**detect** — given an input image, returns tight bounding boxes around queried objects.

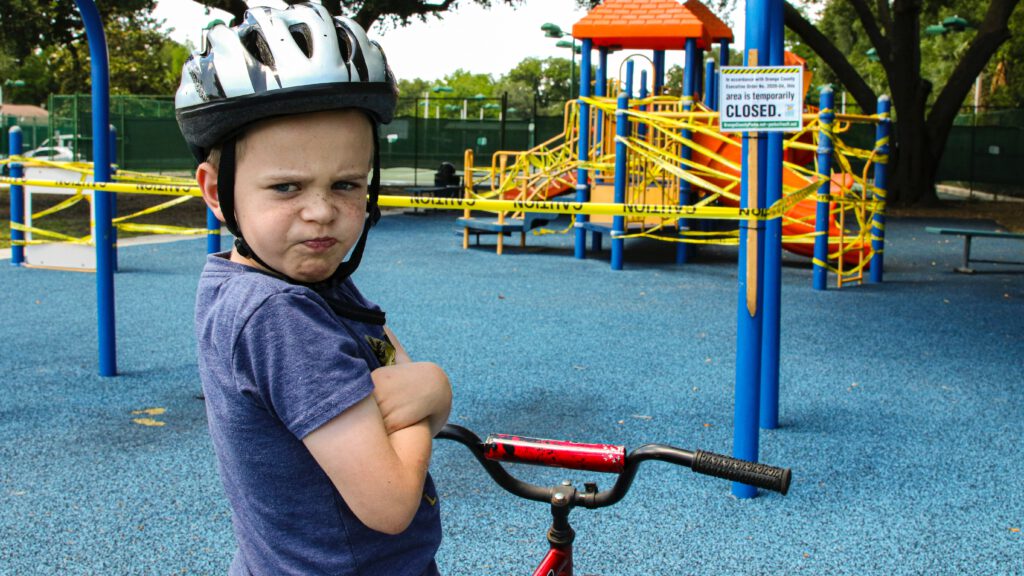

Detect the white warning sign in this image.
[719,66,804,132]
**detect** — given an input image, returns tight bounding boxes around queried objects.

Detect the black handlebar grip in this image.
[692,451,791,495]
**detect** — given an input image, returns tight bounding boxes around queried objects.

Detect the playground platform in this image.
[0,213,1021,574]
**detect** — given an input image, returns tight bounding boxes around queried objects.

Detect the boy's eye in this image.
[271,183,299,193]
[333,181,363,191]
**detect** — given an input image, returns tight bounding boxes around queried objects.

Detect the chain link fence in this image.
[0,115,51,154]
[941,106,1023,197]
[4,95,1019,194]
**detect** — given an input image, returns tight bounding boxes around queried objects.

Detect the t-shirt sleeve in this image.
[233,291,375,439]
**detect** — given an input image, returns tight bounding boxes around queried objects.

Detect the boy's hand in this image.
[371,362,451,437]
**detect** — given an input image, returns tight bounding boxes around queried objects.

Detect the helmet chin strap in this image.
[215,123,384,320]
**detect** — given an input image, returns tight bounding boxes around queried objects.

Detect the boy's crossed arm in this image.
[303,335,451,535]
[371,362,451,437]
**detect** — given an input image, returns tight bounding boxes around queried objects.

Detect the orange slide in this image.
[690,130,867,263]
[500,170,577,201]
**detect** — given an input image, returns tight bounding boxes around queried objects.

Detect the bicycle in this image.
[437,423,792,576]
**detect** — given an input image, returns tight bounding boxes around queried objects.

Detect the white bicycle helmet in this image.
[174,2,398,310]
[175,1,397,161]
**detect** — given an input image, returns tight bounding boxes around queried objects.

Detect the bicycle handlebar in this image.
[437,423,790,509]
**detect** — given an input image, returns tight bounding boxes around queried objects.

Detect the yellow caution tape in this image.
[10,222,92,245]
[113,195,194,223]
[0,176,201,197]
[32,191,87,220]
[115,223,214,236]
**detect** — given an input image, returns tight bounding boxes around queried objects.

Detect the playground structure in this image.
[457,0,889,290]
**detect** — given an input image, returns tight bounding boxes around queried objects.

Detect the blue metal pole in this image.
[8,126,24,266]
[813,87,835,291]
[733,0,768,500]
[760,0,785,431]
[704,58,716,110]
[76,0,116,377]
[694,48,705,98]
[638,70,648,140]
[624,59,634,97]
[574,38,593,260]
[653,50,666,95]
[611,92,629,271]
[108,124,118,272]
[719,40,731,68]
[207,209,222,254]
[677,38,698,265]
[594,47,608,187]
[869,95,890,283]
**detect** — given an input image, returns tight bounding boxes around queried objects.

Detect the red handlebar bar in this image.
[483,434,627,474]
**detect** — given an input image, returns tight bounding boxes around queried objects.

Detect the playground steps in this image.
[457,211,562,236]
[457,211,566,254]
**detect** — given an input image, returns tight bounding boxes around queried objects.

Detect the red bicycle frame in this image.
[534,548,571,576]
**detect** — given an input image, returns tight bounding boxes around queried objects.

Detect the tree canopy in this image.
[0,1,187,104]
[392,57,577,120]
[193,0,524,30]
[0,0,156,61]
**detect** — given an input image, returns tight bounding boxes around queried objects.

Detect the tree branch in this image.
[783,1,877,112]
[352,0,459,30]
[849,0,891,64]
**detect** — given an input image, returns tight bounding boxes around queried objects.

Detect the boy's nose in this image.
[301,190,337,222]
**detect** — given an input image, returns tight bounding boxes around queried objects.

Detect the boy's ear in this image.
[196,162,226,223]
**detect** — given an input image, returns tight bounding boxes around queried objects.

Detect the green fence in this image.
[383,114,566,183]
[939,107,1023,192]
[24,94,1018,194]
[12,94,566,182]
[0,115,51,155]
[45,94,194,172]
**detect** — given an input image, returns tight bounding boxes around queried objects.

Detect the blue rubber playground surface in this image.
[1,211,1021,575]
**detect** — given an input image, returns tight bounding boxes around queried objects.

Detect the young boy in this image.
[175,5,451,575]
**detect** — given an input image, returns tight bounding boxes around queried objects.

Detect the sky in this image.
[153,0,746,84]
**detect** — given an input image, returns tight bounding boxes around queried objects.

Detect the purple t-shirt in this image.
[195,254,441,576]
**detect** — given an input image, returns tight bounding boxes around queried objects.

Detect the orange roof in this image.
[683,0,734,42]
[572,0,712,51]
[784,51,807,68]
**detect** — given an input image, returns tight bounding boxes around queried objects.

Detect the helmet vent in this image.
[289,24,314,59]
[334,23,353,63]
[242,29,276,70]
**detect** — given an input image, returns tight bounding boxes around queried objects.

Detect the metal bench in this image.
[925,226,1024,273]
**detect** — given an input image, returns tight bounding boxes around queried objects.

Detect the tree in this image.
[0,0,156,61]
[784,0,1022,205]
[45,12,191,97]
[0,1,187,103]
[496,57,573,115]
[194,0,524,30]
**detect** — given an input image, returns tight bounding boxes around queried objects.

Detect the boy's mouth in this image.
[302,237,337,251]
